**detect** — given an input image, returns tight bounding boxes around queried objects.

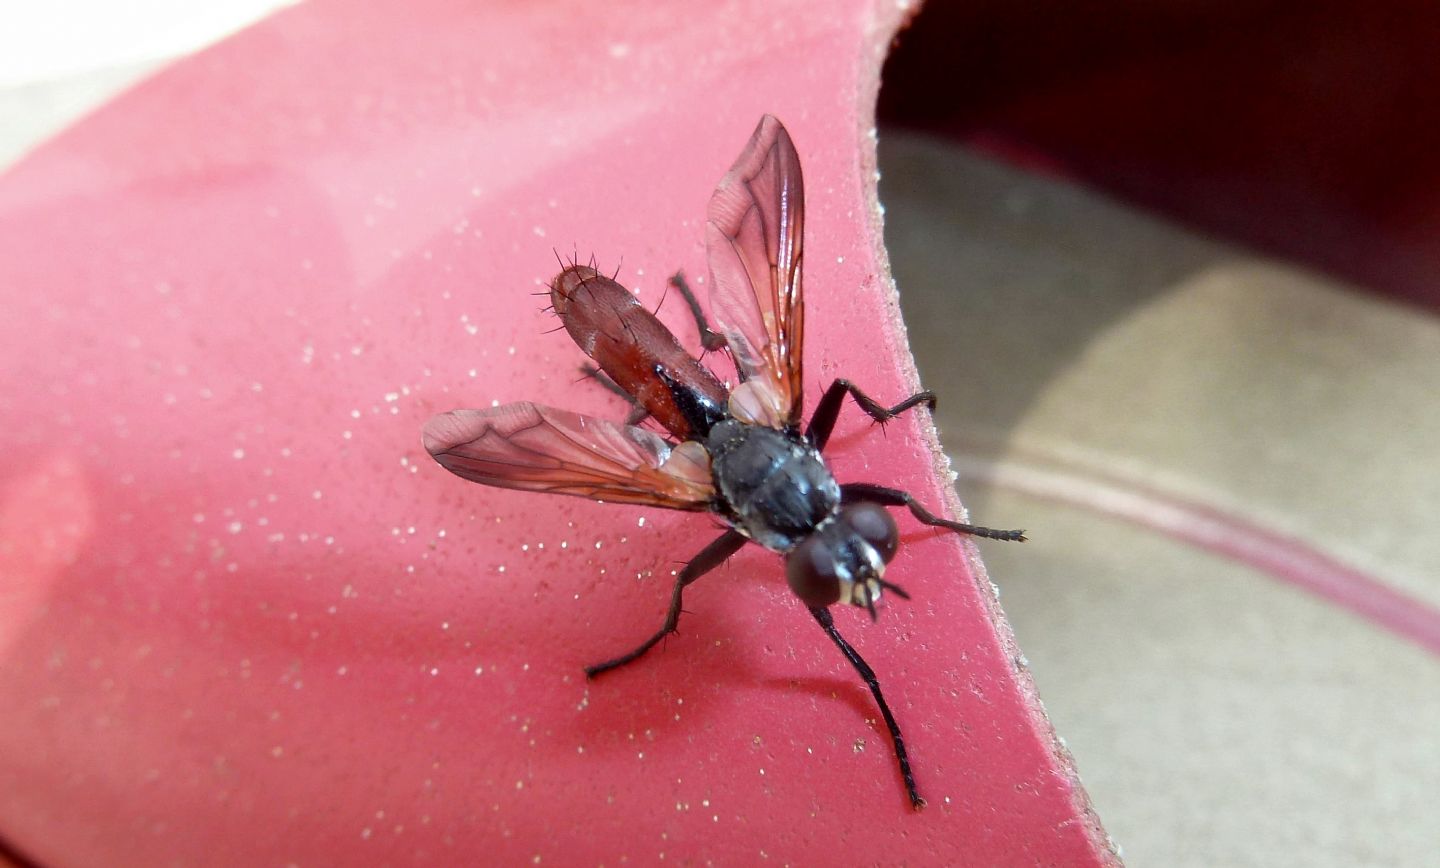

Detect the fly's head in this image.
[785,503,908,619]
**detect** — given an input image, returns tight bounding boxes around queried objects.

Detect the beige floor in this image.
[882,130,1440,867]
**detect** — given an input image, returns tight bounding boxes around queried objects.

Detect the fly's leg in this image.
[579,364,649,426]
[810,606,924,809]
[841,483,1027,542]
[585,530,748,678]
[668,271,727,352]
[806,379,936,451]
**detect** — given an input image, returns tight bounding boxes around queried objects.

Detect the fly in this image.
[422,115,1026,809]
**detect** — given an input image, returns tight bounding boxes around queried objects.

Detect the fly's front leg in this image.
[842,483,1027,542]
[810,606,924,809]
[585,530,748,678]
[668,271,727,352]
[806,379,936,452]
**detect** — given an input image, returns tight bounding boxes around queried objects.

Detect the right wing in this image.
[422,403,715,509]
[705,114,806,429]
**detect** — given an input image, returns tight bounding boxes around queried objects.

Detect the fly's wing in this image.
[423,403,715,509]
[705,114,805,429]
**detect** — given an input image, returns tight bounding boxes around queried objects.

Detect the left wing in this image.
[705,114,806,429]
[423,403,715,509]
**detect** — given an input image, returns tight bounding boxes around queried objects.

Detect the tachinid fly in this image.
[422,115,1026,808]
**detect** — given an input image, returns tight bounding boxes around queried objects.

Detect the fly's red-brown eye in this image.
[841,503,898,563]
[786,535,842,608]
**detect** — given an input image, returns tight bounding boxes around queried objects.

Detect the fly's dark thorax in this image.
[706,419,840,552]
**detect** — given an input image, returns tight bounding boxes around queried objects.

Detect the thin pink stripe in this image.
[967,459,1440,657]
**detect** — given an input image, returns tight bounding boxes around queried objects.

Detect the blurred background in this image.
[4,2,1437,865]
[877,4,1440,866]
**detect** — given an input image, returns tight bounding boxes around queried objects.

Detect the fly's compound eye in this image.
[786,535,843,608]
[841,503,898,563]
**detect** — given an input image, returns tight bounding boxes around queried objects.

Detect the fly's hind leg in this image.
[579,364,649,426]
[585,530,748,678]
[668,271,727,352]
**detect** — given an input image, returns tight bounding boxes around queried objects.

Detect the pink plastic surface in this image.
[0,1,1113,864]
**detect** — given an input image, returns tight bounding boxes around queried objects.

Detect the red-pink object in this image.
[0,1,1113,864]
